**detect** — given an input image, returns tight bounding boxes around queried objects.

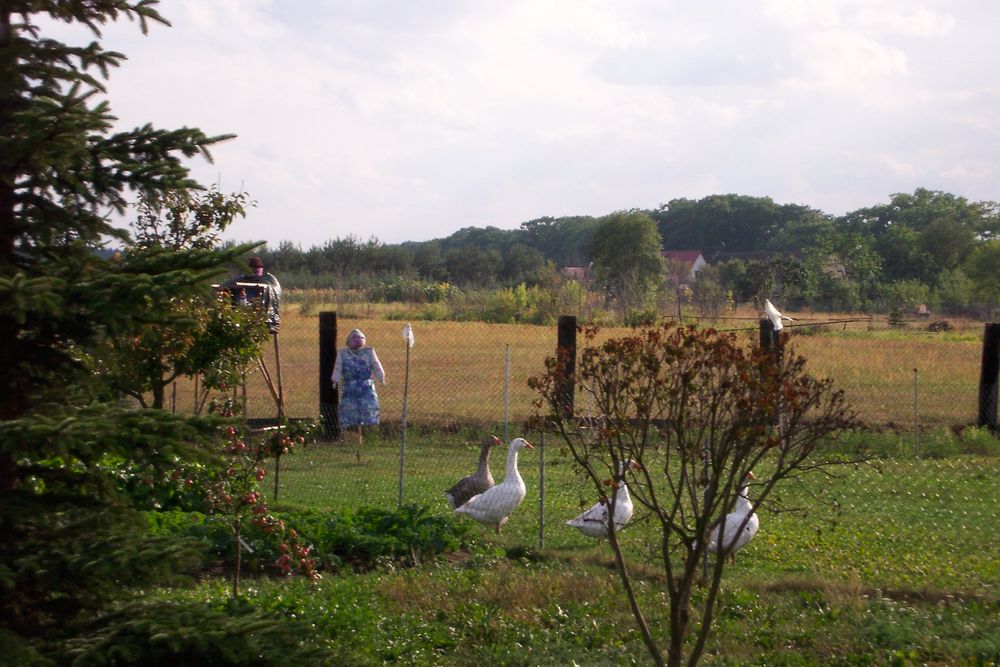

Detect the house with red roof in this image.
[660,250,707,282]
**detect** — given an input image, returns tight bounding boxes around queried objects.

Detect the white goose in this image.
[707,471,759,560]
[445,434,503,509]
[764,299,793,331]
[454,437,533,534]
[567,459,640,539]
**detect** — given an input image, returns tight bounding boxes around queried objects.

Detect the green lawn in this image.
[147,429,1000,665]
[270,433,1000,597]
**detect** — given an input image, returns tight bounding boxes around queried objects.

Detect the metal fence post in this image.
[913,368,920,457]
[538,429,545,550]
[979,323,1000,432]
[319,311,339,440]
[504,344,511,443]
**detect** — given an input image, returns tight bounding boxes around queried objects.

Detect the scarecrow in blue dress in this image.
[331,329,386,443]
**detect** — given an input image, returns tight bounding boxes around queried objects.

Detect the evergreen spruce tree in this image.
[0,3,320,663]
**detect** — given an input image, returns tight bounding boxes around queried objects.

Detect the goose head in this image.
[510,437,534,451]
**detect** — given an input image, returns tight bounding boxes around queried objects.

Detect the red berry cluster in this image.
[275,528,320,580]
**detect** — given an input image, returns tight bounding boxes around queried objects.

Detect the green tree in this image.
[519,215,600,266]
[444,243,501,287]
[689,264,732,318]
[97,189,269,410]
[590,211,664,315]
[765,208,836,253]
[0,3,314,662]
[805,232,882,310]
[936,268,975,313]
[662,257,692,319]
[840,188,995,285]
[965,240,1000,313]
[742,255,808,306]
[652,194,812,255]
[501,242,553,286]
[408,240,448,281]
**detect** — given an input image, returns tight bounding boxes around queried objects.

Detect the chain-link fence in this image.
[169,310,993,436]
[166,309,1000,594]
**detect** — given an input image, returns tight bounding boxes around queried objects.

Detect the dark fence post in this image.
[759,318,783,427]
[978,322,1000,432]
[319,311,339,440]
[556,315,577,418]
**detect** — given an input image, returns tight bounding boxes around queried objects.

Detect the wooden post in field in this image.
[978,322,1000,432]
[319,311,340,440]
[759,318,783,427]
[556,315,577,418]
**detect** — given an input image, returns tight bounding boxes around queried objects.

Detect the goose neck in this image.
[476,444,492,471]
[735,489,753,512]
[504,447,521,477]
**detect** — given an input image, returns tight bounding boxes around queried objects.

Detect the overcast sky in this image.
[45,0,1000,248]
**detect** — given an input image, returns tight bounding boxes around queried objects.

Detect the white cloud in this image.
[30,0,1000,246]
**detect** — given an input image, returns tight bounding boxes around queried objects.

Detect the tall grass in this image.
[167,308,990,430]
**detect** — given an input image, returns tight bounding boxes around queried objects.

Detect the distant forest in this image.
[252,189,1000,317]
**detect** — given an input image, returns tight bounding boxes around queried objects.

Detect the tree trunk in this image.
[152,381,166,410]
[232,523,242,598]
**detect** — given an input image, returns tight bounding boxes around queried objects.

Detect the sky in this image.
[42,0,1000,248]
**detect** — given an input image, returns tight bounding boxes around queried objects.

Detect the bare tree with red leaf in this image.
[531,322,861,667]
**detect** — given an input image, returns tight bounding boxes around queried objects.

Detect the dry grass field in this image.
[168,304,989,431]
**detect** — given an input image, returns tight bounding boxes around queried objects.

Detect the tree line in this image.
[255,190,1000,316]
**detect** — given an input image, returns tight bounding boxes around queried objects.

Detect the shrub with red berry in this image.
[205,424,320,596]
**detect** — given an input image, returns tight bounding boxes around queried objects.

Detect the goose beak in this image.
[521,439,534,450]
[491,436,502,446]
[747,470,757,480]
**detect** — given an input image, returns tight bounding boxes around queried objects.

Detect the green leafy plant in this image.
[959,425,1000,455]
[146,503,470,575]
[56,598,327,666]
[103,455,212,512]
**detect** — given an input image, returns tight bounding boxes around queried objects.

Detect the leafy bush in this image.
[146,504,470,575]
[102,455,214,512]
[54,598,327,666]
[959,425,1000,455]
[917,427,961,459]
[368,276,458,303]
[480,287,520,323]
[623,308,658,327]
[284,504,470,571]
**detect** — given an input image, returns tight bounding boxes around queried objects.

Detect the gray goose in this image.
[445,434,502,509]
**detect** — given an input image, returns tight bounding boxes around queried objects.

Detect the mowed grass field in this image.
[241,432,1000,664]
[271,434,1000,597]
[171,307,987,429]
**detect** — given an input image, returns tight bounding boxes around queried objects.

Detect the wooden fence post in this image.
[319,311,339,440]
[978,322,1000,432]
[556,315,577,418]
[759,318,784,427]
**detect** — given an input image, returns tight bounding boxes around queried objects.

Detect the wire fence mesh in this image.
[166,309,1000,594]
[169,309,989,434]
